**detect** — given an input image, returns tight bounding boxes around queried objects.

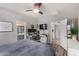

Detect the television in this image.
[28,29,36,33]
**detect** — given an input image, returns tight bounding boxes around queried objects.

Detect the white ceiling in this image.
[0,3,79,21]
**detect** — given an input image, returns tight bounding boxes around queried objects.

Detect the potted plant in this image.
[70,27,78,40]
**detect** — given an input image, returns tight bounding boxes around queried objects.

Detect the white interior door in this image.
[59,19,68,50]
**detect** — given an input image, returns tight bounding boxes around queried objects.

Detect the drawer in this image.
[68,48,79,56]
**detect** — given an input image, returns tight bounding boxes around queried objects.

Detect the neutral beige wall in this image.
[0,8,17,45]
[0,7,36,45]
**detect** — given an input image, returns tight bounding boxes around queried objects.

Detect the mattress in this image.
[0,39,55,56]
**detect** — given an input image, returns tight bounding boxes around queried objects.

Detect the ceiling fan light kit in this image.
[25,3,43,15]
[33,8,39,13]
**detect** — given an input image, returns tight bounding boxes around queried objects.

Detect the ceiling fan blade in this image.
[39,11,43,15]
[25,10,32,12]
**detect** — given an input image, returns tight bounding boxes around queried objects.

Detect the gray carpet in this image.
[0,39,55,56]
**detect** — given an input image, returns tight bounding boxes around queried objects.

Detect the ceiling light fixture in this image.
[33,9,39,13]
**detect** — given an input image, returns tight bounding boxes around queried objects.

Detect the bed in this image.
[0,39,55,56]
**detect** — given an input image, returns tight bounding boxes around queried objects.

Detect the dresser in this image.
[68,39,79,56]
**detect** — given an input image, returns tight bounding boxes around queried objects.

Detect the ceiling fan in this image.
[25,3,43,15]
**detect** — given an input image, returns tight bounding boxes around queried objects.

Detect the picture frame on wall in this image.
[39,24,47,30]
[0,21,13,32]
